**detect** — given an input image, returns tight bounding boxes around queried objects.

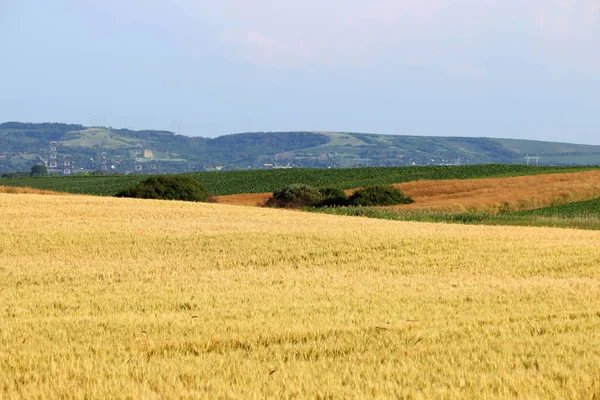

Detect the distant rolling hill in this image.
[1,121,600,174]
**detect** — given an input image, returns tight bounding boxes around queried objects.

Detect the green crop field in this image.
[1,165,596,197]
[315,191,600,231]
[519,197,600,218]
[0,175,144,197]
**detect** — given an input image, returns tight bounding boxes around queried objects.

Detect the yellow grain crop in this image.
[1,193,599,398]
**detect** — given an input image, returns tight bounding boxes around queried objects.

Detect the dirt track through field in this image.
[215,170,600,211]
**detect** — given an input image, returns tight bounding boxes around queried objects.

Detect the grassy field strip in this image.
[1,194,600,398]
[521,197,600,217]
[317,206,600,231]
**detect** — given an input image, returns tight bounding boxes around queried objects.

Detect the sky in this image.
[1,0,599,144]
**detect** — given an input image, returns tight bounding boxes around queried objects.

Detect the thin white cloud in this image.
[220,30,312,67]
[203,1,497,70]
[60,0,600,73]
[535,0,600,70]
[201,0,599,73]
[210,0,452,67]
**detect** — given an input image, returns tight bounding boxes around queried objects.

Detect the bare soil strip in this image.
[214,192,272,206]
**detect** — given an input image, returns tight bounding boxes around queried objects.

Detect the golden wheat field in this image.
[1,193,600,399]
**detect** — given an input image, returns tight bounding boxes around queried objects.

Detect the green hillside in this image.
[2,121,600,175]
[495,138,600,165]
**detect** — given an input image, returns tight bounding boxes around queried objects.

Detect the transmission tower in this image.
[101,152,108,172]
[135,144,143,172]
[49,141,58,172]
[524,154,540,166]
[63,154,72,176]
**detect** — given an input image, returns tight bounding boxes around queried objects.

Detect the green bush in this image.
[318,187,349,207]
[349,185,414,206]
[30,164,48,177]
[116,175,210,202]
[265,184,413,208]
[265,183,323,208]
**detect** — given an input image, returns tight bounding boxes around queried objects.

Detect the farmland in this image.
[0,186,65,195]
[521,197,600,218]
[215,170,600,230]
[316,206,600,231]
[0,164,596,196]
[216,170,600,212]
[346,170,600,230]
[1,193,600,398]
[390,170,600,212]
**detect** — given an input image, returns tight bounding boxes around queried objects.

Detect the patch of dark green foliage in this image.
[265,184,413,208]
[264,184,327,208]
[115,175,210,202]
[348,185,414,206]
[319,187,350,207]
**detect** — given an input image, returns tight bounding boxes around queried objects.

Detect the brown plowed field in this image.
[214,170,600,212]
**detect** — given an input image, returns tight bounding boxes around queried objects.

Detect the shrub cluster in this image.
[348,185,414,206]
[116,175,210,202]
[319,187,350,207]
[265,184,413,208]
[264,184,326,208]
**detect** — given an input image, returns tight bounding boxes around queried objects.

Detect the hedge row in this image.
[264,184,414,208]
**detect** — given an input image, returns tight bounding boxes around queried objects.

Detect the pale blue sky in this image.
[1,0,599,144]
